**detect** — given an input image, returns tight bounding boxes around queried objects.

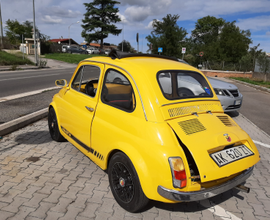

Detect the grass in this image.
[44,53,107,64]
[0,51,34,66]
[230,77,270,88]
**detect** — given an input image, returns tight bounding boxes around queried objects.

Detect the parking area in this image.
[0,113,270,220]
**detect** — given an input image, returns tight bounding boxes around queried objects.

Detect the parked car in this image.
[49,50,260,213]
[66,45,88,54]
[86,47,99,54]
[105,49,111,55]
[178,59,243,112]
[207,77,243,112]
[99,48,105,54]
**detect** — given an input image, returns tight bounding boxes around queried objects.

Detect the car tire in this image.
[68,51,72,54]
[48,107,66,142]
[108,152,149,213]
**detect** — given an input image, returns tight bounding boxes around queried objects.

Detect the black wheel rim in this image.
[48,109,57,138]
[111,162,134,203]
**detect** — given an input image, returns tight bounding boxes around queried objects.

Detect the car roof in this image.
[82,50,197,77]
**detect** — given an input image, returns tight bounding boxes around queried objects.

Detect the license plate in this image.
[210,145,254,167]
[235,100,241,105]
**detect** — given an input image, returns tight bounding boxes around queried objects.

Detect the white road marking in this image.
[200,200,242,220]
[0,73,61,82]
[252,140,270,149]
[0,87,59,102]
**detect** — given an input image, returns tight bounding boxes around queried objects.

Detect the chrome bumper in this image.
[158,166,253,202]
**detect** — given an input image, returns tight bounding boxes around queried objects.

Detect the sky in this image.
[1,0,270,53]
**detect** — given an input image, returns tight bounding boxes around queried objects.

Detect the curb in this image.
[0,108,48,136]
[229,78,270,94]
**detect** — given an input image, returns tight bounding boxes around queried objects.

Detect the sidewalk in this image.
[0,55,77,71]
[0,111,269,220]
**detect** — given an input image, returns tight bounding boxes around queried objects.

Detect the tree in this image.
[5,19,40,45]
[257,53,270,82]
[81,0,122,49]
[249,44,263,71]
[191,16,225,61]
[117,40,134,53]
[146,14,187,57]
[219,21,252,63]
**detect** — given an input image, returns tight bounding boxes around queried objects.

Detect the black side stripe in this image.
[61,126,104,161]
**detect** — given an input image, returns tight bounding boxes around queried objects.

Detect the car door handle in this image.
[85,106,94,112]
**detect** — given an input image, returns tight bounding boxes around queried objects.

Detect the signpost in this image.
[182,47,186,59]
[158,47,163,55]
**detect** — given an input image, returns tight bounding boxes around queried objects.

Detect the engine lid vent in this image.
[217,115,234,127]
[178,118,206,135]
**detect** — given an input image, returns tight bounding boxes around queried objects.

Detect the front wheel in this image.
[108,152,149,213]
[48,107,66,142]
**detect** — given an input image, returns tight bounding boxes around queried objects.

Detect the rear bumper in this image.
[158,166,253,202]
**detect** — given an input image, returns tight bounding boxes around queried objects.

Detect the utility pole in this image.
[33,0,38,66]
[0,2,4,47]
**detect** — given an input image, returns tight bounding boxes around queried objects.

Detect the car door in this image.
[59,63,104,151]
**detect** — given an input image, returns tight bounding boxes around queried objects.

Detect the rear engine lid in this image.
[167,112,260,183]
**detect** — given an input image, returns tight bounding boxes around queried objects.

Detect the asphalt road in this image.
[0,68,75,98]
[236,81,270,136]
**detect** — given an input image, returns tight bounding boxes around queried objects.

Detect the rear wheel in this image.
[108,152,149,213]
[48,107,65,142]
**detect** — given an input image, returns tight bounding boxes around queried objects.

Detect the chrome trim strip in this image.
[161,99,221,107]
[82,60,148,121]
[158,166,253,202]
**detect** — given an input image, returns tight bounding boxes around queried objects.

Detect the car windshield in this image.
[157,70,213,100]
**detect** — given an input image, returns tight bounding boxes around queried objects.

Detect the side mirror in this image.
[55,79,67,88]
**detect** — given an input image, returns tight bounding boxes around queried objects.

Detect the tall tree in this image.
[117,40,134,53]
[191,16,225,61]
[146,14,187,57]
[219,21,252,63]
[81,0,122,49]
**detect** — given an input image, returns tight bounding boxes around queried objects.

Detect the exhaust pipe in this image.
[235,184,250,193]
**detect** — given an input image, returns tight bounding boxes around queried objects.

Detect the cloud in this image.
[266,31,270,36]
[120,0,172,22]
[125,6,151,22]
[117,13,129,24]
[237,16,270,31]
[43,6,82,18]
[145,19,160,30]
[41,15,62,24]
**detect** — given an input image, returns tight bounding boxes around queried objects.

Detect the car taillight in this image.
[169,157,187,188]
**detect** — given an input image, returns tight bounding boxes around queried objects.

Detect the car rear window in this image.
[157,70,213,100]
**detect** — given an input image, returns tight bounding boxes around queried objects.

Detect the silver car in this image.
[177,59,243,112]
[207,77,243,112]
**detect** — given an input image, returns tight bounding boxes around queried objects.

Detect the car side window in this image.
[71,65,100,97]
[101,69,135,111]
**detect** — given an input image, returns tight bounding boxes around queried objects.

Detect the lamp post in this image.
[33,0,38,65]
[68,21,80,46]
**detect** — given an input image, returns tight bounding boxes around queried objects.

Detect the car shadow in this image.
[226,111,239,118]
[14,131,52,145]
[141,188,244,213]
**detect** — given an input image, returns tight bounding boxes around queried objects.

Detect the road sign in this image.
[182,47,186,54]
[199,51,204,57]
[158,47,163,53]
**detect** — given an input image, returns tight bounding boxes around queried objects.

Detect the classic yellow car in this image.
[48,50,260,212]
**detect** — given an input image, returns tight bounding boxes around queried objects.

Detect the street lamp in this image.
[68,21,80,46]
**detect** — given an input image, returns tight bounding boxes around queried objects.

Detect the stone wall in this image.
[201,70,253,78]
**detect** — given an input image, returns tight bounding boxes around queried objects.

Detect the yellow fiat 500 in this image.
[48,50,260,212]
